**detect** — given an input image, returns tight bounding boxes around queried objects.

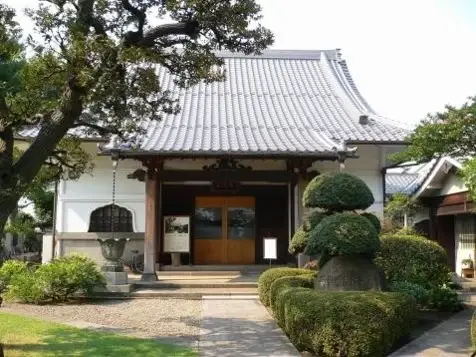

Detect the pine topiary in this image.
[306,213,380,258]
[302,173,374,211]
[303,211,327,232]
[288,225,308,255]
[361,212,382,233]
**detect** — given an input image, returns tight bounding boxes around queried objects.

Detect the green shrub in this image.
[361,212,381,233]
[303,211,327,232]
[306,213,380,258]
[471,310,476,348]
[0,260,29,293]
[288,226,308,255]
[4,271,46,304]
[302,173,374,211]
[36,255,105,302]
[389,281,428,306]
[375,233,449,289]
[258,267,312,306]
[269,275,314,324]
[5,255,105,304]
[427,286,463,312]
[280,289,416,357]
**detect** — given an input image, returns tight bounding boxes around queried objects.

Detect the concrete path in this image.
[390,307,475,357]
[199,296,301,357]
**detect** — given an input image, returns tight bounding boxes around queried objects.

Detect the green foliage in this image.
[306,213,380,259]
[459,158,476,201]
[288,226,308,255]
[5,270,46,304]
[361,212,382,233]
[472,310,476,348]
[0,260,29,293]
[302,173,374,211]
[303,211,327,232]
[384,193,419,225]
[389,281,429,306]
[391,96,476,164]
[427,286,464,312]
[274,288,416,357]
[5,212,36,236]
[35,255,106,302]
[0,0,274,232]
[269,274,314,322]
[257,267,313,307]
[375,233,450,289]
[3,255,105,303]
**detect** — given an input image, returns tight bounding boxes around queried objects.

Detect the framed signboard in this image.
[163,216,190,253]
[263,237,277,260]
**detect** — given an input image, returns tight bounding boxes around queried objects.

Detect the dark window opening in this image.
[88,204,133,232]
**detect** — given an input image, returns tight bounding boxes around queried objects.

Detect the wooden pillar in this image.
[141,168,158,281]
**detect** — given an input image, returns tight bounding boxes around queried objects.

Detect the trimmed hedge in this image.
[375,233,449,289]
[306,213,380,258]
[361,212,382,233]
[389,281,429,306]
[258,267,312,306]
[276,288,416,357]
[288,226,308,255]
[269,275,314,323]
[472,310,476,348]
[302,173,374,211]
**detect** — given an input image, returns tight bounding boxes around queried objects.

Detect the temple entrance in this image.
[194,196,256,264]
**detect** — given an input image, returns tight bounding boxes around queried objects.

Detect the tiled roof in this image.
[385,160,438,195]
[20,49,412,156]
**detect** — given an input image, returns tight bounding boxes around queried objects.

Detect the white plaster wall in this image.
[57,143,145,233]
[312,145,385,218]
[58,143,388,233]
[440,173,467,196]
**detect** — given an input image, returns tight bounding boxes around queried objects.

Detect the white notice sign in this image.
[163,216,190,253]
[263,237,277,260]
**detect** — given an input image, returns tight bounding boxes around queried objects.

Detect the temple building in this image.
[20,49,409,280]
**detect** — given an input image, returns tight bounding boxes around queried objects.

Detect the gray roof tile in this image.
[20,49,411,156]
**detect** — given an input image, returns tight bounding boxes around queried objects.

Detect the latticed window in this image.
[88,204,133,232]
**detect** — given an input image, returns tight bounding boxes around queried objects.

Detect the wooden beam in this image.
[156,170,295,182]
[141,168,158,281]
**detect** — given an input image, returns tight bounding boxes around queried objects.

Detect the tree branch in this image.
[72,119,117,135]
[121,0,145,36]
[125,21,200,47]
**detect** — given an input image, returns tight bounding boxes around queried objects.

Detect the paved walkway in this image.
[390,307,475,357]
[199,296,300,357]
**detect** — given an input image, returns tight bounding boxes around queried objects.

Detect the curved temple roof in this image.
[21,49,411,158]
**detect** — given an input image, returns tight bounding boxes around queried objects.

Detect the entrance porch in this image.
[133,156,321,281]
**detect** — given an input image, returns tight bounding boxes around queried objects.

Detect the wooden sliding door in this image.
[194,196,255,264]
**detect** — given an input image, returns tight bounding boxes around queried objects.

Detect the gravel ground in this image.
[2,299,201,347]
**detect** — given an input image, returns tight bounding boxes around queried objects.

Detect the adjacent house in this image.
[386,157,476,276]
[19,49,409,280]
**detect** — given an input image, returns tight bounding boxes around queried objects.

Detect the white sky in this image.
[6,0,476,126]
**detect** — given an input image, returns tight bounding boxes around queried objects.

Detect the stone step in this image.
[91,287,258,299]
[456,291,476,305]
[132,281,258,289]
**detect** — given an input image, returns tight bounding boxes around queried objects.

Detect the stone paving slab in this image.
[199,298,300,357]
[390,307,475,357]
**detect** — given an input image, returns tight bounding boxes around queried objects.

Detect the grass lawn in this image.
[0,312,197,357]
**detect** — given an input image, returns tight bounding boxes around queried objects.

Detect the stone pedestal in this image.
[314,255,384,292]
[171,252,181,267]
[42,234,54,264]
[104,271,128,285]
[297,253,310,268]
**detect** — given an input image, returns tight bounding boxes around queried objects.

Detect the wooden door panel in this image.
[225,197,255,264]
[194,197,225,264]
[226,240,255,264]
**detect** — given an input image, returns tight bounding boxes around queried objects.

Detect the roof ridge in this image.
[215,49,340,60]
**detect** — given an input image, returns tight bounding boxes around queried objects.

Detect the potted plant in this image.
[462,258,474,269]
